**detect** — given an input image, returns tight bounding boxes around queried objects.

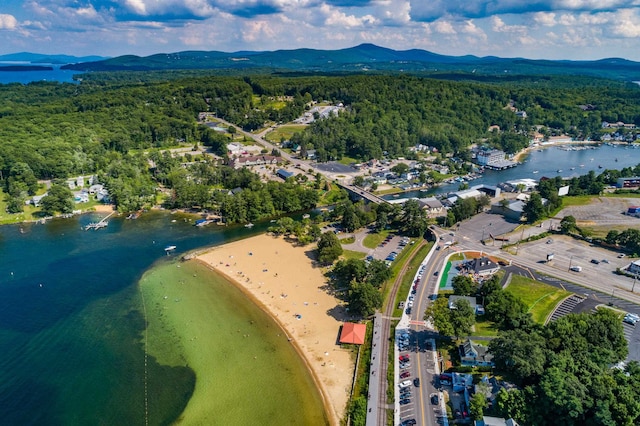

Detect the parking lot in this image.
[559,196,640,229]
[516,234,635,292]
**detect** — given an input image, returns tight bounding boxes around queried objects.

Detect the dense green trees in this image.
[424,297,476,338]
[489,308,637,425]
[39,183,74,215]
[317,231,343,264]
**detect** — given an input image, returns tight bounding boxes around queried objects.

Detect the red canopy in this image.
[339,322,366,345]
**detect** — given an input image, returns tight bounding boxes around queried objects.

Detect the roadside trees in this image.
[452,275,476,296]
[317,231,343,264]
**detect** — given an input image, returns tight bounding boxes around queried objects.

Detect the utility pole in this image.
[568,256,573,271]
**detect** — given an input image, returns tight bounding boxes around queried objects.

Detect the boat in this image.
[579,164,585,167]
[598,165,603,169]
[245,223,254,228]
[532,170,539,174]
[570,167,576,170]
[195,219,211,227]
[557,169,563,173]
[302,214,311,219]
[164,245,177,252]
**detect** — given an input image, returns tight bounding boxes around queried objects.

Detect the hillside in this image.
[58,43,640,81]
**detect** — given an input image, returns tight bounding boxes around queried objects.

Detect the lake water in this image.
[0,212,326,424]
[390,143,640,200]
[0,63,80,85]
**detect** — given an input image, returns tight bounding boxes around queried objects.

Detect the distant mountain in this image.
[0,52,108,64]
[58,44,640,81]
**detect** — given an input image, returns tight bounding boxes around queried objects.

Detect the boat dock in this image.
[85,211,116,230]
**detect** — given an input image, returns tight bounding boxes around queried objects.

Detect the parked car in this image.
[400,371,411,379]
[431,394,439,405]
[400,398,411,405]
[624,313,640,325]
[591,259,600,264]
[399,380,412,388]
[619,253,626,258]
[399,354,410,362]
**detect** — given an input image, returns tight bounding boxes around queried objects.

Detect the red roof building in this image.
[339,322,366,345]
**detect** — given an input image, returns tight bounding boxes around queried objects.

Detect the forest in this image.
[2,72,640,218]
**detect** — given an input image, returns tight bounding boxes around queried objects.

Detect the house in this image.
[475,417,520,426]
[470,256,500,276]
[452,372,473,392]
[418,197,444,216]
[276,169,295,180]
[27,194,47,207]
[304,149,316,160]
[448,296,483,314]
[89,184,104,195]
[339,322,366,345]
[73,191,89,204]
[227,142,244,155]
[515,111,527,119]
[460,338,494,367]
[96,188,110,203]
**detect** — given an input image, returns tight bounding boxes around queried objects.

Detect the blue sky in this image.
[1,0,640,60]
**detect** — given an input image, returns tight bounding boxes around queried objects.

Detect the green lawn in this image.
[264,125,307,143]
[338,156,359,166]
[362,230,392,249]
[505,275,572,323]
[340,236,355,244]
[341,250,366,261]
[471,316,500,337]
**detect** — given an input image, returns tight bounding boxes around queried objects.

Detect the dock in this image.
[85,211,116,230]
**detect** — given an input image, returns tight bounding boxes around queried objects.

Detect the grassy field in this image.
[505,275,572,323]
[340,236,356,245]
[362,230,393,249]
[264,124,307,143]
[471,316,500,337]
[341,249,366,260]
[338,156,359,166]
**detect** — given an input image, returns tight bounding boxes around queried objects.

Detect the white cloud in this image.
[431,20,456,34]
[533,12,556,26]
[491,16,526,33]
[610,9,640,37]
[0,14,18,30]
[320,4,377,27]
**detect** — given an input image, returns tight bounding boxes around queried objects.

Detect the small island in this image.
[0,65,53,72]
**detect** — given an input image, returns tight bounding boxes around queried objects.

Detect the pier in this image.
[85,211,116,230]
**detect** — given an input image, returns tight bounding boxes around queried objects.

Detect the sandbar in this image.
[196,234,355,425]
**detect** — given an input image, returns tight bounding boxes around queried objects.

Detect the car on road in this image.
[602,259,610,263]
[570,266,582,272]
[546,239,553,244]
[454,409,462,418]
[431,394,439,405]
[624,313,640,325]
[413,378,420,387]
[434,271,439,276]
[429,294,438,300]
[399,380,412,388]
[400,371,411,379]
[591,259,600,264]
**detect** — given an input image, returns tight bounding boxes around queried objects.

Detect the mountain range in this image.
[5,45,640,81]
[0,52,108,65]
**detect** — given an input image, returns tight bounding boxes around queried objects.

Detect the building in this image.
[491,200,525,222]
[229,155,279,169]
[339,322,366,345]
[448,295,484,314]
[475,417,520,426]
[418,197,444,216]
[476,149,506,166]
[276,169,295,180]
[618,177,640,189]
[460,338,494,367]
[470,257,500,276]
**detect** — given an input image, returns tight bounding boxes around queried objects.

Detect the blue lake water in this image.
[0,63,80,85]
[391,144,640,200]
[0,212,277,424]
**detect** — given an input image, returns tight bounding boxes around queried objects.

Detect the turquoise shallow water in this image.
[0,212,326,425]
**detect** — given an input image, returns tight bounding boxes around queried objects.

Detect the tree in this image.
[424,297,454,336]
[452,275,476,296]
[401,199,428,237]
[485,290,529,330]
[391,163,409,176]
[450,299,476,338]
[39,183,74,215]
[353,175,365,187]
[347,281,382,317]
[560,215,577,234]
[523,192,545,223]
[317,231,343,264]
[489,330,547,383]
[470,392,488,421]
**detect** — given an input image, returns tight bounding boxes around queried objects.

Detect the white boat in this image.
[245,223,254,228]
[557,169,563,173]
[532,170,539,174]
[164,245,177,252]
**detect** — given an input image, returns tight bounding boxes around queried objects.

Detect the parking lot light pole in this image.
[568,256,573,271]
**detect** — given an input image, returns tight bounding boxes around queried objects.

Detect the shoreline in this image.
[195,259,336,424]
[195,234,355,426]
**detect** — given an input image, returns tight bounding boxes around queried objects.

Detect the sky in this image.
[1,0,640,61]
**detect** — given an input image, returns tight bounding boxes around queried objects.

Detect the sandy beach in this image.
[196,234,355,425]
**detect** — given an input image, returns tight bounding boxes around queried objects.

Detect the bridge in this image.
[336,183,390,205]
